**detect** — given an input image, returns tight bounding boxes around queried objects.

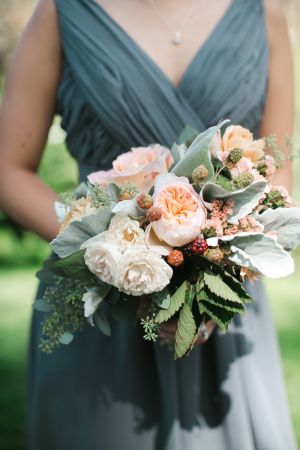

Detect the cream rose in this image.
[88,144,173,192]
[105,213,145,252]
[84,241,121,286]
[59,197,97,232]
[116,247,173,296]
[222,125,265,163]
[150,174,206,247]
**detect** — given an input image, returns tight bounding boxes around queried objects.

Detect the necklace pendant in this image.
[172,31,182,45]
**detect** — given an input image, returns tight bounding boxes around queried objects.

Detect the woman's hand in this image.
[159,318,216,346]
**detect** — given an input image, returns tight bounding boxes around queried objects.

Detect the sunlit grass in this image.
[0,269,37,450]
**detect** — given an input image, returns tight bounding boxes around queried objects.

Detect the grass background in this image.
[0,36,300,450]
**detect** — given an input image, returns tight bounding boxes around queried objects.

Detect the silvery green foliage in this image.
[171,120,229,180]
[255,207,300,251]
[112,198,144,218]
[170,143,187,167]
[201,181,267,224]
[220,232,294,278]
[75,182,89,198]
[51,207,113,258]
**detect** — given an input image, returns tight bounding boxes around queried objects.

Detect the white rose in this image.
[116,247,173,296]
[106,213,145,252]
[84,241,121,286]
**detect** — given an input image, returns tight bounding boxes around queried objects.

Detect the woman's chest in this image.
[94,0,235,87]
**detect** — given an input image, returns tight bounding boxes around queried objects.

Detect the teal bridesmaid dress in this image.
[27,0,298,448]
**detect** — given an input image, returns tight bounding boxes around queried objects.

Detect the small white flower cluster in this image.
[81,213,173,296]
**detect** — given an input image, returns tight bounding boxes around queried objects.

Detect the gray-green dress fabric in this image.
[27,0,298,448]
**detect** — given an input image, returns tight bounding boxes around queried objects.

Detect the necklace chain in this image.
[147,0,198,45]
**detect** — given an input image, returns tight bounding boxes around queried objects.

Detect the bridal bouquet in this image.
[35,121,300,358]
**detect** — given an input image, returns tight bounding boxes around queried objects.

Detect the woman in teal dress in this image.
[0,0,297,448]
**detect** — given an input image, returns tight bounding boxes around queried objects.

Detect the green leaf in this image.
[195,271,204,293]
[198,301,235,332]
[203,269,244,304]
[178,124,199,146]
[105,288,121,305]
[35,267,56,284]
[155,281,187,324]
[51,207,113,258]
[152,288,171,310]
[54,249,93,280]
[33,299,52,313]
[59,332,74,345]
[201,181,267,225]
[215,174,233,191]
[185,283,196,308]
[172,121,229,181]
[198,288,245,314]
[175,304,197,359]
[94,309,111,336]
[209,266,252,304]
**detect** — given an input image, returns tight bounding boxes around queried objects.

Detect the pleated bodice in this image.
[54,0,268,173]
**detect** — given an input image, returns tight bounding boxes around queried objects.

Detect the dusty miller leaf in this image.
[51,207,113,258]
[255,207,300,251]
[178,124,199,146]
[201,181,267,224]
[170,143,187,167]
[220,233,295,278]
[171,121,229,180]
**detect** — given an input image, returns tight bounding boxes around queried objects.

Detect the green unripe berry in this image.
[234,173,254,189]
[228,148,243,164]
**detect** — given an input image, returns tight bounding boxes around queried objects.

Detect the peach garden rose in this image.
[88,144,173,192]
[149,174,206,247]
[222,125,265,163]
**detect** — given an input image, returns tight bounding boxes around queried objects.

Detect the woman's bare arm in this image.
[0,0,62,241]
[260,0,294,193]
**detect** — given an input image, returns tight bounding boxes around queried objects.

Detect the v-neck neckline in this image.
[88,0,237,91]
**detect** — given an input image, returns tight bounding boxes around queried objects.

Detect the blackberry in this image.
[191,237,209,255]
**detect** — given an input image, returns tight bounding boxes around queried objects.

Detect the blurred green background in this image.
[0,1,300,449]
